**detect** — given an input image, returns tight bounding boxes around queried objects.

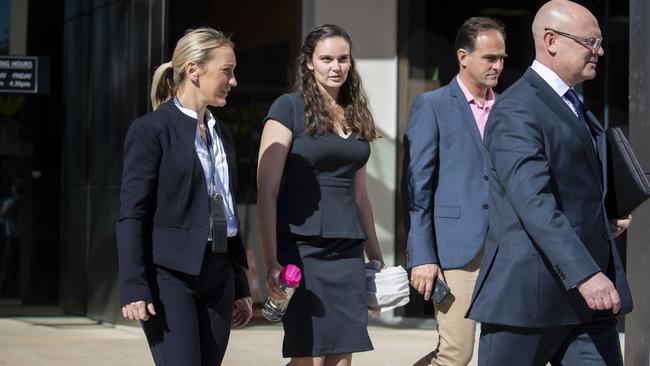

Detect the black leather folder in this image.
[605,127,650,218]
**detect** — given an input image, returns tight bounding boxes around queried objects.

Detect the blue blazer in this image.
[467,68,633,327]
[403,78,490,269]
[116,100,249,306]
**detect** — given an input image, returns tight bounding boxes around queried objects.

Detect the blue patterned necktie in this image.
[564,89,597,152]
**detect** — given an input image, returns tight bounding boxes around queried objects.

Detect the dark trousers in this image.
[142,249,235,366]
[479,317,623,366]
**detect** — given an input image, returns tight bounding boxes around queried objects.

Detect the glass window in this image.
[0,0,9,55]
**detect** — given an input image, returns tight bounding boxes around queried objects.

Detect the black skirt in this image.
[277,233,373,357]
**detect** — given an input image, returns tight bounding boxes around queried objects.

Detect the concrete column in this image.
[624,0,650,363]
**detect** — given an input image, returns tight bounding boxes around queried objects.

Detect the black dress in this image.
[265,92,373,357]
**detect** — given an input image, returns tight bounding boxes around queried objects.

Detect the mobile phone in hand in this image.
[432,278,451,304]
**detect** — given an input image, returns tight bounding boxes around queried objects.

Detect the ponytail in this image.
[150,62,175,110]
[150,28,234,110]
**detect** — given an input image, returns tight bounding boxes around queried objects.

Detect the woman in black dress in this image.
[256,24,384,366]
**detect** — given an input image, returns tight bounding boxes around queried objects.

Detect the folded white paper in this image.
[366,260,410,312]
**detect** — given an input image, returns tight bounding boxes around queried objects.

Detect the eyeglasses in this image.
[544,27,603,53]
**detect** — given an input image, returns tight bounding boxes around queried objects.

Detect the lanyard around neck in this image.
[174,97,219,192]
[203,116,218,190]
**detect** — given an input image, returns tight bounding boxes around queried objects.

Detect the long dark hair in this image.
[293,24,377,141]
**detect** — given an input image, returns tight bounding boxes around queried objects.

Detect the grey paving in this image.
[0,316,470,366]
[0,316,628,365]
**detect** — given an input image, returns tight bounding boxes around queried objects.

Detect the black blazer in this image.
[116,100,249,305]
[467,68,632,327]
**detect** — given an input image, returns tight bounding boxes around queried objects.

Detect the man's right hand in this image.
[122,300,156,321]
[576,272,621,314]
[410,263,445,301]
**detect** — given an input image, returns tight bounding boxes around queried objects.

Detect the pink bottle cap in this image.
[279,264,302,287]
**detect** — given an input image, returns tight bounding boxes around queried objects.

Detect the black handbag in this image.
[604,127,650,218]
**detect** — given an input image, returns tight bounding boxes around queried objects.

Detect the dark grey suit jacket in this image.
[116,100,249,306]
[467,68,632,327]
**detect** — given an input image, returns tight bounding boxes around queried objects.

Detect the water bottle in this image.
[262,264,302,321]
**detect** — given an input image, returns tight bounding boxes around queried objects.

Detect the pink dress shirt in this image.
[456,75,495,139]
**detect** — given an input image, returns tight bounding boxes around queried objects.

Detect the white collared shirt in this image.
[530,60,582,118]
[173,98,238,237]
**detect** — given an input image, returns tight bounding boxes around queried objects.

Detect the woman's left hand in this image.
[232,296,253,328]
[369,257,386,271]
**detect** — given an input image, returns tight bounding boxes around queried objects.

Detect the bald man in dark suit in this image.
[467,1,632,365]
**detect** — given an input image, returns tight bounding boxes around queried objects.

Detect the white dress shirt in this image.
[173,98,238,237]
[530,60,582,118]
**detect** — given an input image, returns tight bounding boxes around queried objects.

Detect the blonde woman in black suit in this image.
[116,28,251,365]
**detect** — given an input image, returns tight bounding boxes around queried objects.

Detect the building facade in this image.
[1,0,649,362]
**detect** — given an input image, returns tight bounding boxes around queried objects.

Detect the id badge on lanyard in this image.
[209,193,228,253]
[202,111,228,253]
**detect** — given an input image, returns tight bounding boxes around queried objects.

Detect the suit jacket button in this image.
[483,174,489,181]
[482,203,488,209]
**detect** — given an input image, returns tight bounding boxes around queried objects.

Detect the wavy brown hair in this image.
[293,24,377,141]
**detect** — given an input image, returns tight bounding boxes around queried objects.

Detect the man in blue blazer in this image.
[467,1,632,365]
[404,17,507,366]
